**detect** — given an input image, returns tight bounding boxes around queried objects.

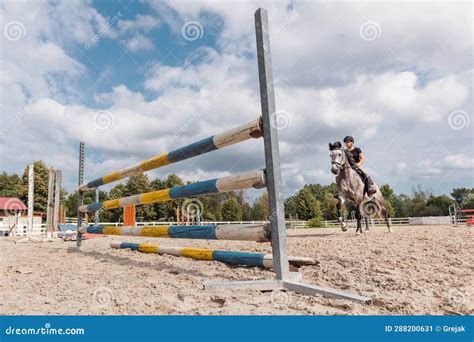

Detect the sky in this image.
[0,0,472,200]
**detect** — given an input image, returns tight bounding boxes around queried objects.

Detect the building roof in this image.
[0,197,28,211]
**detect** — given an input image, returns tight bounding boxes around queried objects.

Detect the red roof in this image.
[0,197,27,210]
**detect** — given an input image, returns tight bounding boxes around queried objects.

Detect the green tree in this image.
[150,174,184,221]
[426,195,454,215]
[451,188,474,208]
[379,184,396,217]
[221,197,243,221]
[126,174,156,221]
[0,172,22,197]
[293,187,322,220]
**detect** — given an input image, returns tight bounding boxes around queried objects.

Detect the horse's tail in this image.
[359,197,382,218]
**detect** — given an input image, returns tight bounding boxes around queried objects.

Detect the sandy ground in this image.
[0,225,472,315]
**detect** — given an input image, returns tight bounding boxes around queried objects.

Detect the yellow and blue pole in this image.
[110,241,316,269]
[79,170,265,213]
[78,118,262,191]
[80,223,270,242]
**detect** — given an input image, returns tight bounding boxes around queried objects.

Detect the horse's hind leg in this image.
[381,206,392,233]
[364,216,370,233]
[355,206,362,235]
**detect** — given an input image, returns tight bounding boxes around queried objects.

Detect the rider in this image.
[343,136,376,195]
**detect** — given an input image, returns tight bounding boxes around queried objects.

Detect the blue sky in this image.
[1,0,472,200]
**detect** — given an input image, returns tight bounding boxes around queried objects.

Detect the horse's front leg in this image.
[337,196,347,232]
[364,216,370,233]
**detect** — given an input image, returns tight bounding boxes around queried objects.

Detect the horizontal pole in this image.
[79,170,266,213]
[80,224,270,242]
[111,241,316,269]
[79,117,262,191]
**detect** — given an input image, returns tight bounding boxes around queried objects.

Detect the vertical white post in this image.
[27,164,34,237]
[46,168,55,237]
[53,169,61,234]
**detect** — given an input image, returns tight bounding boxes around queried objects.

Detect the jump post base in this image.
[204,276,371,304]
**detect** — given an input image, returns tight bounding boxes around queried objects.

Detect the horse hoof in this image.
[365,230,370,234]
[355,231,361,236]
[341,227,348,232]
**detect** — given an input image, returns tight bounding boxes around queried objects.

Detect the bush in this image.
[307,216,324,228]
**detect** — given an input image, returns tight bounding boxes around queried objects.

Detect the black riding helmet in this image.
[343,136,354,143]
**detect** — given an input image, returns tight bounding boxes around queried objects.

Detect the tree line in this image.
[1,161,473,223]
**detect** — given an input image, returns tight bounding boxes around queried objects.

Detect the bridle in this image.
[331,148,347,173]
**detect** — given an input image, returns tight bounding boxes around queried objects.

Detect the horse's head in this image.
[328,141,344,175]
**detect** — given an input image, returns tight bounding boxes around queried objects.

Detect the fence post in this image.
[27,164,34,237]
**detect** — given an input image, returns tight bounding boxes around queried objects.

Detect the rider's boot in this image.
[365,177,377,195]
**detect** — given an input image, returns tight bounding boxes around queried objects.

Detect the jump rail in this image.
[80,223,270,242]
[76,8,370,304]
[110,241,315,269]
[79,170,265,213]
[78,118,262,191]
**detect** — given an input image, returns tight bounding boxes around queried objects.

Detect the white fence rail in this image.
[1,216,467,237]
[0,224,46,237]
[63,216,461,229]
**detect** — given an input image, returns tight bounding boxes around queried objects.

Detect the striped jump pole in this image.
[79,170,265,213]
[78,118,262,191]
[80,223,271,242]
[110,241,316,269]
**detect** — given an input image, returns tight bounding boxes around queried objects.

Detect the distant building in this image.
[0,197,43,236]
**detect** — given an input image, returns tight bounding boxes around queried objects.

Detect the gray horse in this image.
[329,142,392,235]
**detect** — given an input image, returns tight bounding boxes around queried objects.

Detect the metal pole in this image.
[254,8,289,280]
[27,164,34,237]
[53,169,61,233]
[45,168,55,237]
[95,188,99,224]
[77,142,85,247]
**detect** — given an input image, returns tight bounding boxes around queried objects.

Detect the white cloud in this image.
[440,154,473,170]
[123,35,155,52]
[117,14,160,34]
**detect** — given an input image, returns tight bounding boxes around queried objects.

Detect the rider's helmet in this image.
[343,136,354,143]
